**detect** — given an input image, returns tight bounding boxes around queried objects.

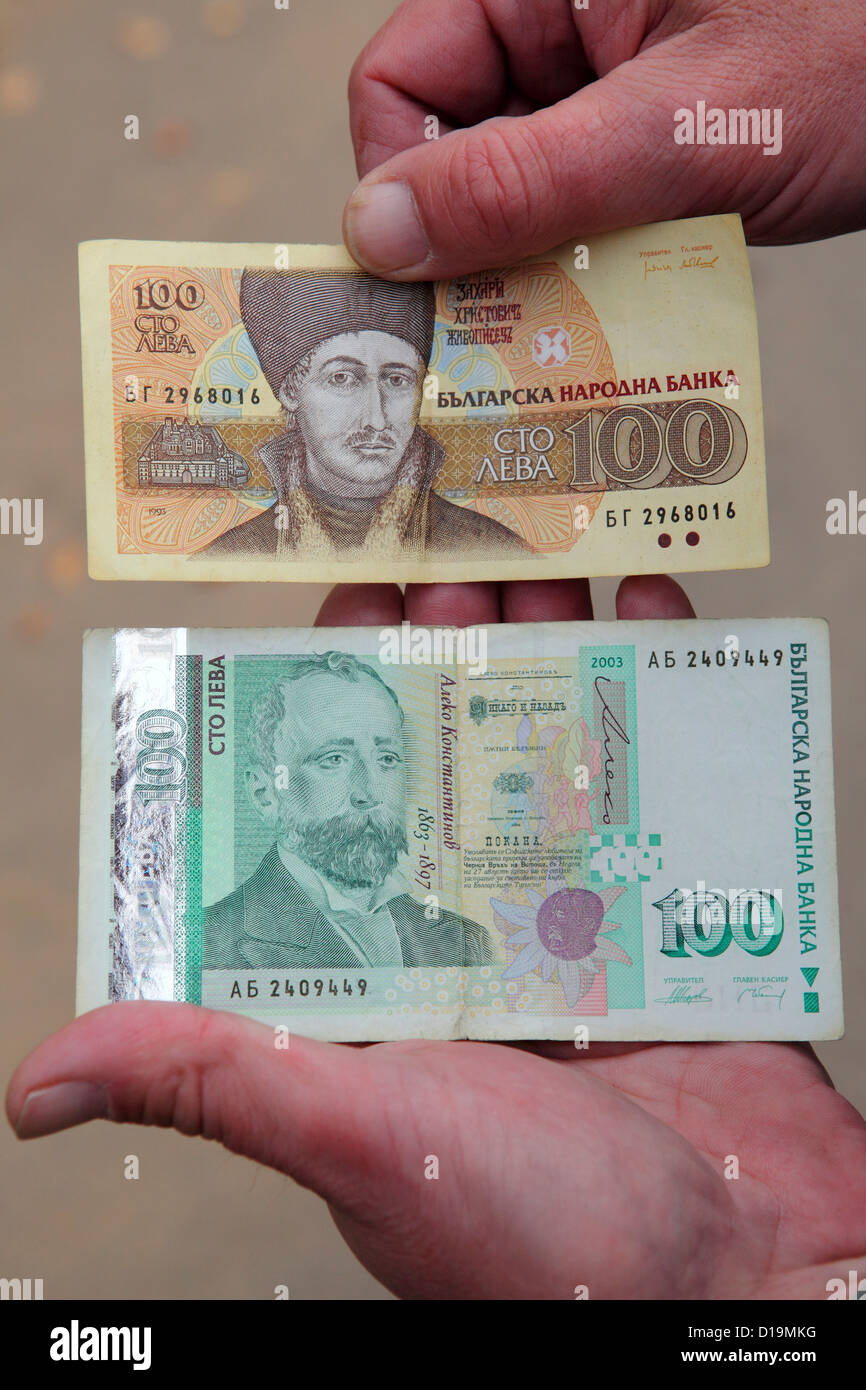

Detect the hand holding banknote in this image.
[7,578,866,1299]
[343,0,866,278]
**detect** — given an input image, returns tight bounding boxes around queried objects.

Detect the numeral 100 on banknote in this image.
[565,398,746,490]
[653,888,783,958]
[133,709,188,806]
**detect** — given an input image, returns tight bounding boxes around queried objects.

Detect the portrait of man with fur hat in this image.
[203,268,527,560]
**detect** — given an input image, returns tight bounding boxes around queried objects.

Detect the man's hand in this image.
[7,576,866,1299]
[342,0,866,278]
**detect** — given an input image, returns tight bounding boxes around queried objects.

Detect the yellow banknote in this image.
[79,216,768,582]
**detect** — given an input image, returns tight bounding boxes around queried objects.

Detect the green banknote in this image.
[78,620,841,1041]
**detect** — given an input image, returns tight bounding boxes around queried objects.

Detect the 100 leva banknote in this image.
[77,619,839,1041]
[79,215,769,583]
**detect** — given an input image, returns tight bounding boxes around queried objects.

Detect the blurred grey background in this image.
[1,0,863,1299]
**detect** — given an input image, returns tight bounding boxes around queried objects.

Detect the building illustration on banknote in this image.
[136,418,249,489]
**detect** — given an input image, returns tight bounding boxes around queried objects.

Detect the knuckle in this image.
[444,127,527,248]
[441,122,554,251]
[132,1007,236,1138]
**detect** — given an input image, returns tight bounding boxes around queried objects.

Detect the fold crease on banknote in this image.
[79,215,769,583]
[77,619,840,1041]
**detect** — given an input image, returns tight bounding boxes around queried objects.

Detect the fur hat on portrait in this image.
[240,269,436,400]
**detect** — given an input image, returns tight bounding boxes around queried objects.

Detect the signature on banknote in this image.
[654,984,713,1005]
[736,984,786,1009]
[593,676,631,827]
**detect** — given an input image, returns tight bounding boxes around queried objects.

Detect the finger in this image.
[315,583,403,627]
[404,581,500,626]
[6,1003,397,1220]
[615,574,695,620]
[343,51,722,280]
[501,579,593,624]
[348,0,590,176]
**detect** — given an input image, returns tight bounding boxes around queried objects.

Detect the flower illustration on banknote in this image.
[493,863,630,1006]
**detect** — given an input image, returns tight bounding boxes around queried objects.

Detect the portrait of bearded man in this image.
[203,650,492,970]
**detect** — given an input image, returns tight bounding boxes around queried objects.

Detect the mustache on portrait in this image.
[344,429,398,449]
[277,804,408,889]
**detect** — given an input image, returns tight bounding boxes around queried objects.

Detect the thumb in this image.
[5,1002,398,1220]
[342,62,706,280]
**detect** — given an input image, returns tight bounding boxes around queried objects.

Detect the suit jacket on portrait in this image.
[201,425,527,559]
[203,844,492,970]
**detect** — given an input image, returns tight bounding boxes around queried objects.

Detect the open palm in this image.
[7,577,866,1299]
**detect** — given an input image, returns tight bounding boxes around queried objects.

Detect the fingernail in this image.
[14,1082,108,1139]
[344,180,430,273]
